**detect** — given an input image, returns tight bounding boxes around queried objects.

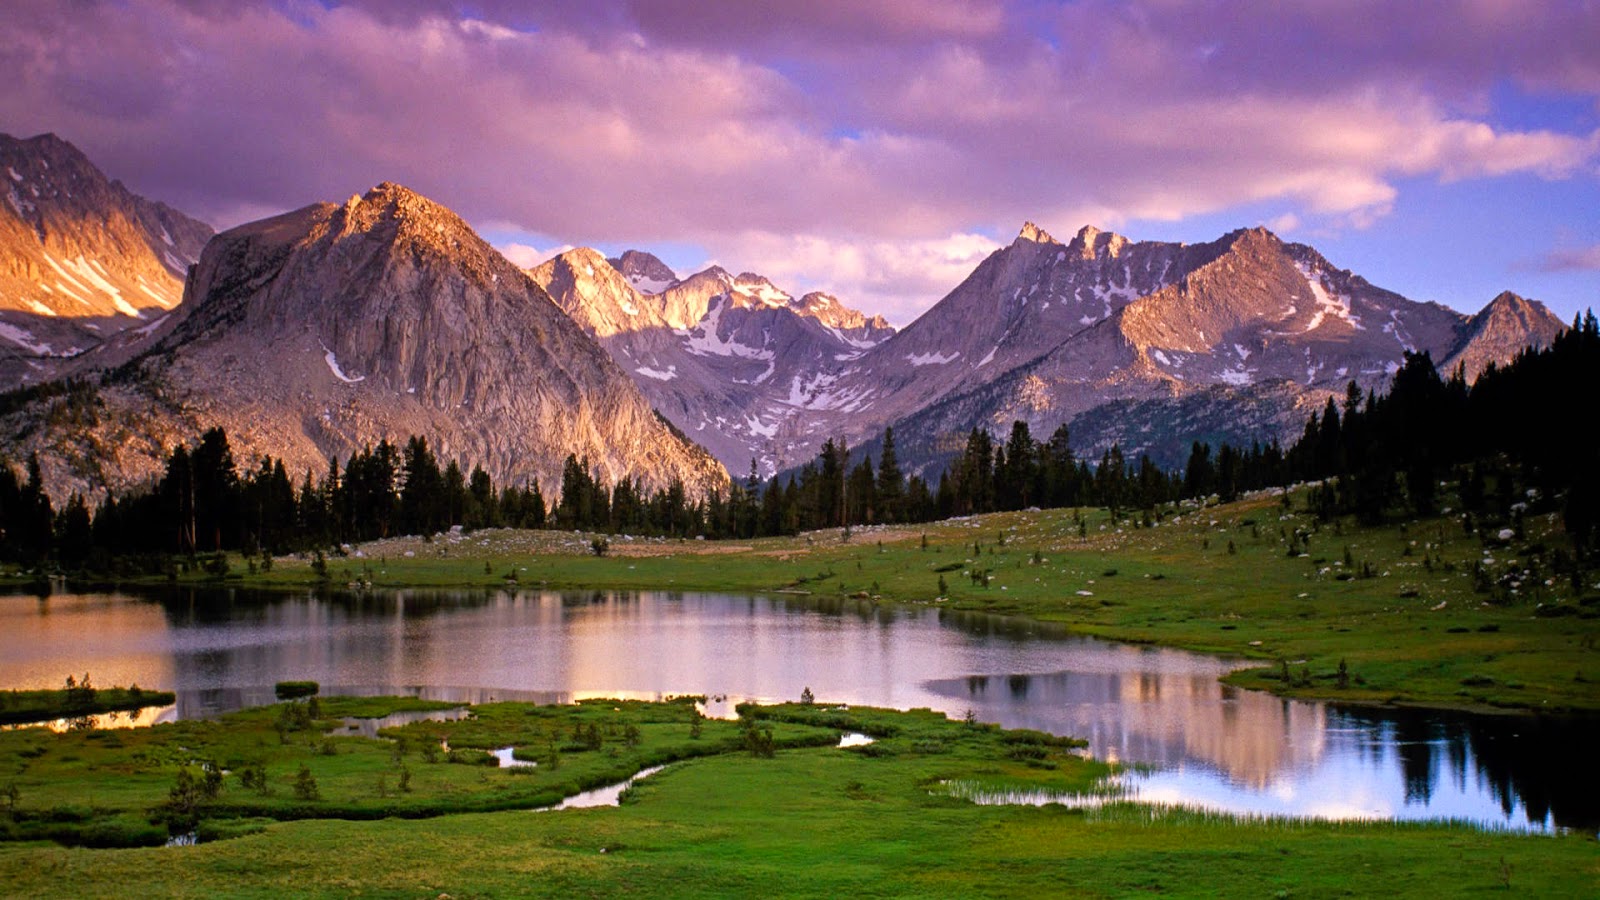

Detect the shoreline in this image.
[4,496,1596,717]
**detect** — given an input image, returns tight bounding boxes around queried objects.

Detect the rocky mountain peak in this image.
[794,290,896,341]
[1482,290,1540,317]
[1440,290,1566,381]
[330,182,473,247]
[729,272,790,308]
[1065,224,1130,260]
[529,246,664,340]
[0,131,213,386]
[1223,225,1282,251]
[1016,221,1059,245]
[606,249,678,293]
[72,182,731,502]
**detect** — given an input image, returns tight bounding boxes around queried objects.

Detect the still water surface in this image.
[1,587,1591,831]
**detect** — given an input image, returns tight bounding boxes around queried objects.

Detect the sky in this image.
[2,0,1597,326]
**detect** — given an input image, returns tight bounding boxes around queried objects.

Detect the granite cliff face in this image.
[0,132,212,386]
[6,183,726,501]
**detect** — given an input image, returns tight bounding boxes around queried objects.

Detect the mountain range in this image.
[0,133,1567,502]
[823,223,1564,472]
[529,247,894,475]
[533,221,1564,476]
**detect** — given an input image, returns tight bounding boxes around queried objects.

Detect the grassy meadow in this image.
[0,697,1594,897]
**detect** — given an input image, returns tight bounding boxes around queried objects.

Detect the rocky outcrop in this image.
[5,183,726,502]
[0,132,212,387]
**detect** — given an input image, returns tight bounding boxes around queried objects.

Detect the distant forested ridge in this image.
[3,314,1596,573]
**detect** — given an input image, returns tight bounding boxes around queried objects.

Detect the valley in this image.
[0,129,1595,898]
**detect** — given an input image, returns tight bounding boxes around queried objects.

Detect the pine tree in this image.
[876,427,904,524]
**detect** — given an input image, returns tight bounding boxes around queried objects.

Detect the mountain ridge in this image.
[0,131,213,386]
[0,135,1568,493]
[845,223,1565,472]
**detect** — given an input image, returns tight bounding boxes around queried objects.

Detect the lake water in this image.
[1,587,1592,831]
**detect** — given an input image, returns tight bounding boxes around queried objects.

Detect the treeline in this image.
[0,433,553,568]
[3,313,1597,570]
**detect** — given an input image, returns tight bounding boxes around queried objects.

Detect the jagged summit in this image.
[1016,221,1058,245]
[808,220,1566,476]
[528,246,896,475]
[1066,224,1131,260]
[329,182,479,246]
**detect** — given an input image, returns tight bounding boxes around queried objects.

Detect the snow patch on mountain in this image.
[1295,261,1361,332]
[321,345,365,383]
[0,321,53,354]
[907,351,959,366]
[732,276,790,307]
[679,301,774,360]
[628,275,674,294]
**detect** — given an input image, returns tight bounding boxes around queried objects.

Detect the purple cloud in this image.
[1,0,1595,322]
[1529,244,1600,273]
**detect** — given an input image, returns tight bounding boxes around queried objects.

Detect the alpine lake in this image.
[3,585,1593,833]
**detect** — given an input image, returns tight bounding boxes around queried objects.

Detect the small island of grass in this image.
[0,678,176,727]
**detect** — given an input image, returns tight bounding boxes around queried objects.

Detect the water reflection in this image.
[925,669,1329,788]
[0,587,1592,830]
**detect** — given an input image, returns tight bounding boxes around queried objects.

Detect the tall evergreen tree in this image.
[876,428,904,524]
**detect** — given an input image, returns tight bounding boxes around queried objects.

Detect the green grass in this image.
[36,488,1592,715]
[0,686,177,726]
[0,697,1592,897]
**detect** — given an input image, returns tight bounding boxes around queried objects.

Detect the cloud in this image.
[0,0,1595,320]
[719,230,1001,326]
[496,242,576,269]
[1264,213,1300,234]
[1526,244,1600,273]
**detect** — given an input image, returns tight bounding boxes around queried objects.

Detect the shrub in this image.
[292,765,321,801]
[274,681,319,701]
